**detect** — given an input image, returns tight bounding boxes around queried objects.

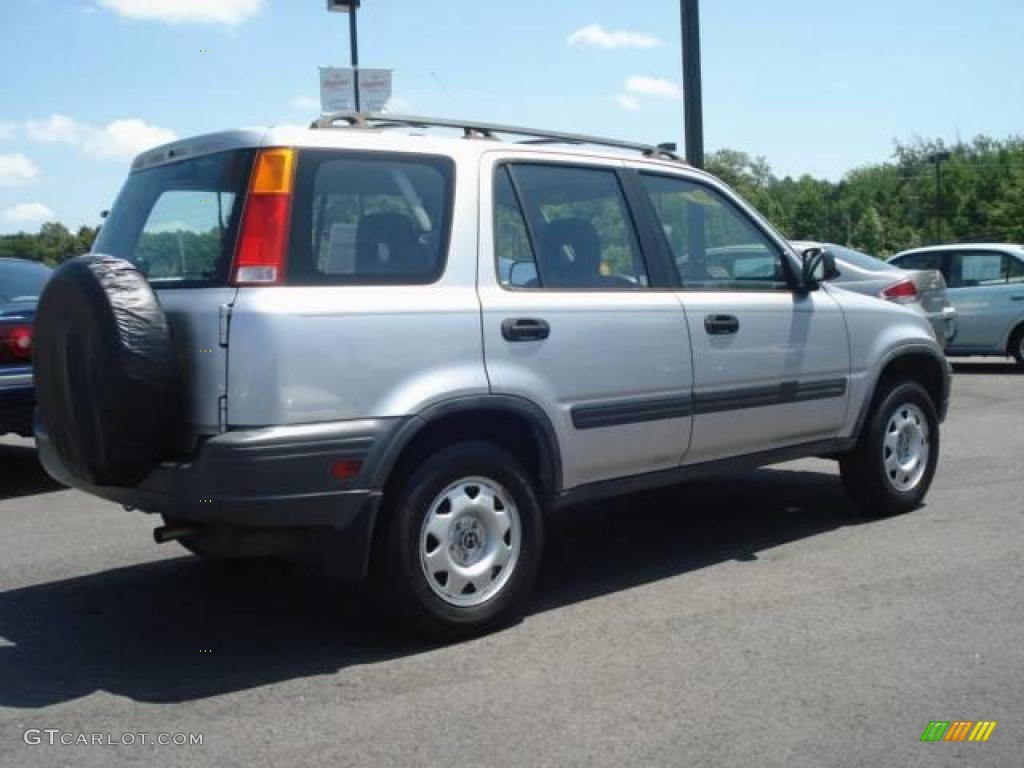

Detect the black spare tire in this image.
[34,254,180,487]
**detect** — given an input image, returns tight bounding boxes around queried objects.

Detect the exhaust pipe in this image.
[154,523,202,544]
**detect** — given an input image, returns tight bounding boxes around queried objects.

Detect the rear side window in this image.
[496,163,649,290]
[94,150,255,287]
[288,150,454,285]
[891,251,943,271]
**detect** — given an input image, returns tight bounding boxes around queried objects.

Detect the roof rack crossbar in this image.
[310,112,684,162]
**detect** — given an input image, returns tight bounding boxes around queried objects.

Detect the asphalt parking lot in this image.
[0,360,1021,768]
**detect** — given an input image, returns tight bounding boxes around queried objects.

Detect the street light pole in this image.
[927,150,951,244]
[680,0,704,168]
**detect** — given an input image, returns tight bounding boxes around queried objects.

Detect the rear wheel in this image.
[1009,325,1024,367]
[840,380,940,516]
[378,441,544,641]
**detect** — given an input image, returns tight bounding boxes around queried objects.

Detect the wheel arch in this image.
[853,344,950,438]
[1005,318,1024,358]
[368,395,563,500]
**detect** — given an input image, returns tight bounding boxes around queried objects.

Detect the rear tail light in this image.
[881,279,918,303]
[231,148,296,285]
[0,324,33,363]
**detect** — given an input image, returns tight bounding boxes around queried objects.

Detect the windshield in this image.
[0,259,52,304]
[826,244,901,272]
[93,149,255,287]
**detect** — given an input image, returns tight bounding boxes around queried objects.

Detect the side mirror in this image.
[800,247,839,289]
[509,260,538,287]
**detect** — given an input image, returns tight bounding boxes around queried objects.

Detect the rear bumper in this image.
[925,307,957,348]
[36,417,405,577]
[0,370,34,436]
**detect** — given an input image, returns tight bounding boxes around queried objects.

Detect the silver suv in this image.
[33,115,951,639]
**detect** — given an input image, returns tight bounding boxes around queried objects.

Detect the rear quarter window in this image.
[287,150,455,285]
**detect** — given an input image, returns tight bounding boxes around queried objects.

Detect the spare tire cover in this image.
[34,254,180,487]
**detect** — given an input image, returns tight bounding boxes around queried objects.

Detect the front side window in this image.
[948,251,1010,287]
[496,163,648,290]
[1007,254,1024,283]
[289,150,454,284]
[640,174,788,290]
[94,150,255,286]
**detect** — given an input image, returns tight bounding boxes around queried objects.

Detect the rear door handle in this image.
[704,314,740,335]
[502,318,550,342]
[1011,295,1024,302]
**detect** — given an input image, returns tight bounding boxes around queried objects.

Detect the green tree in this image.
[851,205,885,254]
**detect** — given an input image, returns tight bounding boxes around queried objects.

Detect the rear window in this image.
[826,244,900,273]
[288,150,455,285]
[0,260,52,304]
[93,149,255,287]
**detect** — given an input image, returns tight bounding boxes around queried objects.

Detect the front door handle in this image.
[502,318,550,342]
[1011,295,1024,302]
[704,314,740,335]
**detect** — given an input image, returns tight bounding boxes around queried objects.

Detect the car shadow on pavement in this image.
[950,361,1020,375]
[0,442,64,501]
[0,466,868,707]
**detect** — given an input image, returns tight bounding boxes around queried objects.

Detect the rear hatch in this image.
[91,145,256,451]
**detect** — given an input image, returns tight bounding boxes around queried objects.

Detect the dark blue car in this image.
[1,258,52,436]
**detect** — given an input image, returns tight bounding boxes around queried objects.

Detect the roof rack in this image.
[310,112,685,162]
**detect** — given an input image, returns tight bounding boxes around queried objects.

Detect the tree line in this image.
[706,135,1024,256]
[2,134,1022,266]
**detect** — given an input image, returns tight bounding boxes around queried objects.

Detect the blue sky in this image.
[1,0,1022,234]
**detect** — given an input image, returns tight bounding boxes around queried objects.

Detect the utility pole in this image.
[680,0,704,168]
[927,150,951,243]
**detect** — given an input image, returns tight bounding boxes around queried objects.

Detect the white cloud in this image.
[81,119,177,160]
[289,95,320,112]
[25,114,83,144]
[24,114,176,161]
[568,24,662,50]
[612,94,640,111]
[3,202,55,223]
[0,154,40,186]
[625,75,683,101]
[98,0,264,26]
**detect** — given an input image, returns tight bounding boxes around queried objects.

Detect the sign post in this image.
[326,0,362,111]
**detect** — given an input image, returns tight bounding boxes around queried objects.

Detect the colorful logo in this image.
[920,721,997,742]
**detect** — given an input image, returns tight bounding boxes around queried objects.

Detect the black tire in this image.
[1009,325,1024,368]
[34,255,179,487]
[840,380,940,517]
[378,441,544,641]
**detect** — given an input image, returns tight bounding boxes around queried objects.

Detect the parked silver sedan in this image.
[889,244,1024,366]
[792,241,957,347]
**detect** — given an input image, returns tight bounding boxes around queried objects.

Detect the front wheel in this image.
[840,381,940,517]
[378,441,544,641]
[1009,325,1024,368]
